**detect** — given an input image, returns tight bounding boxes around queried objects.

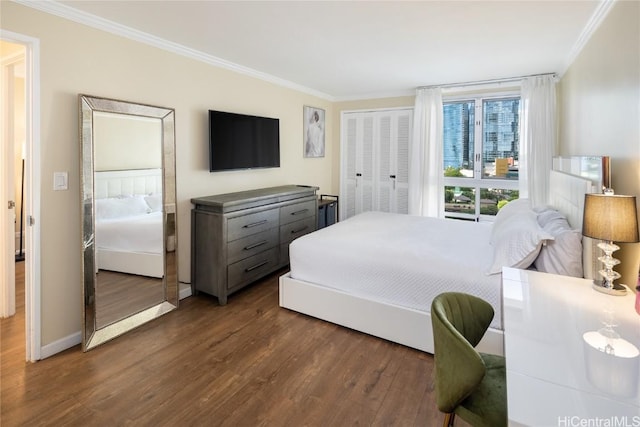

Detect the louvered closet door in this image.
[375,110,411,214]
[343,115,358,218]
[376,115,393,212]
[341,113,375,219]
[392,110,411,214]
[341,108,412,220]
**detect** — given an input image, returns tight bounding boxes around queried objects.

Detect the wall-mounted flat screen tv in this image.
[209,110,280,172]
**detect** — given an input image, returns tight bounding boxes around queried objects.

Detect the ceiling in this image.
[48,0,606,101]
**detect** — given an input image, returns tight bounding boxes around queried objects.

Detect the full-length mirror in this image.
[80,95,178,351]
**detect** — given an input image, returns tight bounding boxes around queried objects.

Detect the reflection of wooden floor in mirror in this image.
[95,270,165,329]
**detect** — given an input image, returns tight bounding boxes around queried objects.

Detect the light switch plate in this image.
[53,171,68,191]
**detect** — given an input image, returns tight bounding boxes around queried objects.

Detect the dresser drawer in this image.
[227,247,279,290]
[280,216,316,245]
[280,199,316,225]
[227,208,279,242]
[227,227,278,264]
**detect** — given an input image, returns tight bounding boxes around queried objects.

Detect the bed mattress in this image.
[288,211,503,329]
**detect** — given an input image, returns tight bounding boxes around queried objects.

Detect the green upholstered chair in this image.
[431,292,507,427]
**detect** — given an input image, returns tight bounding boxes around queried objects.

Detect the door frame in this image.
[1,43,18,318]
[1,30,41,362]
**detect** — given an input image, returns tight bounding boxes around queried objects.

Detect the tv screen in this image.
[209,110,280,172]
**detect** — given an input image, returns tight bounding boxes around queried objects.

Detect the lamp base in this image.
[592,281,627,296]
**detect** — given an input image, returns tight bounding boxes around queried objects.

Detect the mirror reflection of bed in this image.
[94,169,165,328]
[92,111,165,330]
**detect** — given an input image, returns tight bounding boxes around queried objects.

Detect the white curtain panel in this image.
[519,75,557,207]
[409,87,444,217]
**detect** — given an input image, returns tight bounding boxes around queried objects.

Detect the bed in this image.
[94,169,164,278]
[279,168,599,356]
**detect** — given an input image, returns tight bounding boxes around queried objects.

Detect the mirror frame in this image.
[80,94,178,351]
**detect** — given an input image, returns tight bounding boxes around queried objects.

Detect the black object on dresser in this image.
[191,185,318,305]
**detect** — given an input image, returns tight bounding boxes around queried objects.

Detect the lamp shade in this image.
[582,194,639,243]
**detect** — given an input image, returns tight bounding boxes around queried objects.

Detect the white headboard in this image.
[549,169,597,231]
[95,168,162,199]
[549,169,602,281]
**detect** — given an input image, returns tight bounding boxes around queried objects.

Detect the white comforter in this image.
[289,211,503,329]
[95,211,163,254]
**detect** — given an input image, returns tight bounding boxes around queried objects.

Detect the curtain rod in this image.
[418,72,557,90]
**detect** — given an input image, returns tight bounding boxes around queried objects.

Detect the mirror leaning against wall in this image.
[80,94,178,351]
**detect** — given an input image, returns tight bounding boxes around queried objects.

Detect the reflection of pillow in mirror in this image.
[145,194,163,212]
[96,196,151,219]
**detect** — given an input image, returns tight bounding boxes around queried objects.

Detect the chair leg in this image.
[443,413,455,427]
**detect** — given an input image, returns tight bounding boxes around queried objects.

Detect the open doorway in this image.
[1,32,41,362]
[1,40,25,318]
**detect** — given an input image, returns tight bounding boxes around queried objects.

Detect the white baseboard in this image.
[39,285,191,360]
[40,331,81,360]
[179,282,192,300]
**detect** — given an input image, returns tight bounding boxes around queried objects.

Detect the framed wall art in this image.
[303,106,325,158]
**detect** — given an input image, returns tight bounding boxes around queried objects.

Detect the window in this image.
[443,94,520,220]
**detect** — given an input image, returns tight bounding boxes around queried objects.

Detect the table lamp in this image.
[582,193,639,296]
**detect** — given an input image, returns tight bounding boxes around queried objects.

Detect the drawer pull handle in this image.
[291,225,309,234]
[244,240,267,251]
[291,209,309,216]
[245,260,269,272]
[243,219,267,229]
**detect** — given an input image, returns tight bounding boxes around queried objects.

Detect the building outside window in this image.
[443,94,520,221]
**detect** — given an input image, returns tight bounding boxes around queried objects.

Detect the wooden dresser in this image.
[191,185,318,304]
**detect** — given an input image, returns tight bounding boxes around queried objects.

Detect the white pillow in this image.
[533,205,555,215]
[534,211,583,277]
[96,195,151,219]
[145,194,163,212]
[536,208,564,228]
[491,198,532,244]
[487,210,554,275]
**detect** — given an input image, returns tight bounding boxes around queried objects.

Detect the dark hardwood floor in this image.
[1,264,467,426]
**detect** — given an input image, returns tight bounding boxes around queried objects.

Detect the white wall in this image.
[2,2,334,348]
[559,0,640,287]
[94,112,162,171]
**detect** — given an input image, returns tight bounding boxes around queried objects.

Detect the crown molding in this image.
[559,0,617,77]
[13,0,336,101]
[14,0,615,103]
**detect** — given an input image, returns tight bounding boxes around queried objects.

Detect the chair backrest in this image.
[431,292,495,413]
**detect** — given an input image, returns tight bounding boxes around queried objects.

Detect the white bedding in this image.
[289,211,503,329]
[96,211,163,254]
